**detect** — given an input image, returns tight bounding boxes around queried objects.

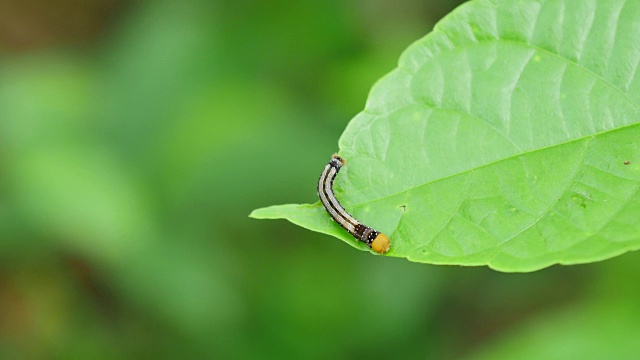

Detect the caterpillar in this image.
[317,154,390,254]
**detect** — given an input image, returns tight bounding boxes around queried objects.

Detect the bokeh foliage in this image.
[0,0,638,358]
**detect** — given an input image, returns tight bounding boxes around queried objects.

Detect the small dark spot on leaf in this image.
[572,191,592,209]
[624,160,630,165]
[400,205,407,212]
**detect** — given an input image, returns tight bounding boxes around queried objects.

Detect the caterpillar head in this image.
[371,233,390,254]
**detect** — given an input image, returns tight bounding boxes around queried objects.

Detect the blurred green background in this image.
[1,0,639,359]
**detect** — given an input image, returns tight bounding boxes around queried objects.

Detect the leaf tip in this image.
[248,207,271,219]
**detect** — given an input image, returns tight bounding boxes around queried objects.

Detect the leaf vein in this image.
[353,123,639,208]
[494,136,594,247]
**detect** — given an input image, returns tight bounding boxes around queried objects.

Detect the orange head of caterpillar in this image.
[331,153,346,166]
[371,233,390,254]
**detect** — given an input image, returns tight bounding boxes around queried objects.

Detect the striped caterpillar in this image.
[317,154,390,254]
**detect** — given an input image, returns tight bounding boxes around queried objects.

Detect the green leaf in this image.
[251,0,640,272]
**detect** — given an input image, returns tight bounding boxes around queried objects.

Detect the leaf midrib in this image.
[352,120,640,208]
[351,34,640,207]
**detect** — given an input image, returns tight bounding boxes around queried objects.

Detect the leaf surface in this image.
[251,0,640,271]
